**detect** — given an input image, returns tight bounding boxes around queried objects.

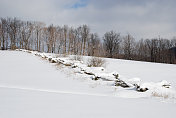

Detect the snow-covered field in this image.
[105,58,176,84]
[0,50,176,118]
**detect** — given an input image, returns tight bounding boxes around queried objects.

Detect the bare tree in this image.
[63,25,68,54]
[55,26,64,54]
[103,31,121,58]
[88,33,100,56]
[46,25,56,53]
[33,22,45,51]
[81,25,90,55]
[0,18,8,50]
[123,34,135,60]
[21,21,33,49]
[135,39,148,61]
[68,27,74,54]
[171,37,176,47]
[75,26,82,55]
[7,18,21,49]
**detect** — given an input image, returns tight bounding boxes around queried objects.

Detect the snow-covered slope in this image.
[23,49,175,99]
[105,58,176,84]
[0,50,176,118]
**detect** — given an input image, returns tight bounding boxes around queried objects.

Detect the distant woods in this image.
[0,17,176,64]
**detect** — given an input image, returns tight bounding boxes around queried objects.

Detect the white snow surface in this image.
[0,50,176,118]
[105,57,176,84]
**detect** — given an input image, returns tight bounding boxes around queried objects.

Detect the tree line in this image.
[0,17,176,64]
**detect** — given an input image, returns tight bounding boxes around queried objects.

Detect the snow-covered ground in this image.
[105,58,176,84]
[0,50,176,118]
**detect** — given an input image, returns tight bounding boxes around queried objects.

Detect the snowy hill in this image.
[105,58,176,84]
[0,50,176,118]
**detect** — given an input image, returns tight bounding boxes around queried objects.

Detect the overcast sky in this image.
[0,0,176,39]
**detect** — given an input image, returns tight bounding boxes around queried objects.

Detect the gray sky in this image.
[0,0,176,39]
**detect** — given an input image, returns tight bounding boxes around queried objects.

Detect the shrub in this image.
[54,54,68,58]
[151,91,169,99]
[71,55,83,61]
[87,57,106,67]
